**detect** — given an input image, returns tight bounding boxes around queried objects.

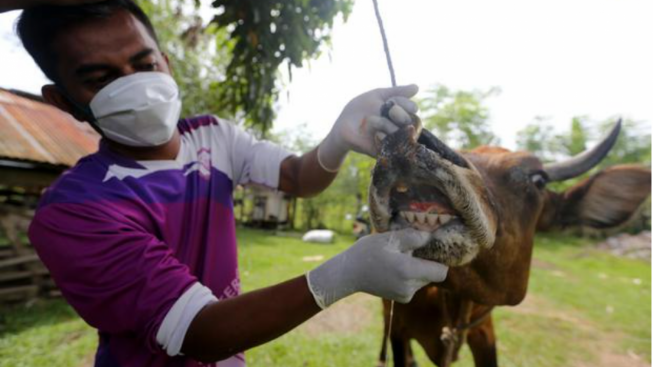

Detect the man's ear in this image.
[545,164,651,229]
[42,85,87,122]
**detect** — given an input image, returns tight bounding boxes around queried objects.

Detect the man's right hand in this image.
[306,229,449,308]
[0,0,103,12]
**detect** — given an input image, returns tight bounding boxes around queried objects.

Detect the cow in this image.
[368,120,651,367]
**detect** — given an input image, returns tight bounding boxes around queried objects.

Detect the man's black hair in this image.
[17,0,159,84]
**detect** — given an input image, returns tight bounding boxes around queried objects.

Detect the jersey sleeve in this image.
[28,201,198,354]
[214,118,294,188]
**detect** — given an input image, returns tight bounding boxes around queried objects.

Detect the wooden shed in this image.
[0,88,99,303]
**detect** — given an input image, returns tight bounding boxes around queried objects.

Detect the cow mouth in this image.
[388,183,461,232]
[369,124,497,266]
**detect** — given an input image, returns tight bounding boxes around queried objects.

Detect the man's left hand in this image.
[317,84,419,172]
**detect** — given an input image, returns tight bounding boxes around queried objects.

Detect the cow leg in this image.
[466,315,498,367]
[377,300,392,367]
[377,333,417,367]
[406,341,418,367]
[390,335,414,367]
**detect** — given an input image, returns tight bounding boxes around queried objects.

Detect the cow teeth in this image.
[405,211,415,223]
[395,183,408,193]
[415,212,426,224]
[439,214,452,224]
[427,214,438,226]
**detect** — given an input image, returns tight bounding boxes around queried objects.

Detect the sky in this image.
[1,0,652,149]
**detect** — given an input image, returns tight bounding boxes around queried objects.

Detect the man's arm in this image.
[278,147,337,198]
[182,276,319,362]
[0,0,102,12]
[277,85,420,198]
[181,229,447,363]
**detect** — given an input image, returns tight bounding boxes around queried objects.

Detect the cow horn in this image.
[418,129,470,169]
[543,119,622,182]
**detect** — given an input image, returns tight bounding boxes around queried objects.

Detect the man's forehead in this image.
[53,10,159,74]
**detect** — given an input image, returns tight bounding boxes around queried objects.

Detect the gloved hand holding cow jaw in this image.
[317,84,419,172]
[306,228,449,309]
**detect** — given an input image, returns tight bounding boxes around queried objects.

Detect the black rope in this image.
[372,0,397,87]
[373,2,398,365]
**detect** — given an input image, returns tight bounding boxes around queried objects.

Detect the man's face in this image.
[45,9,171,119]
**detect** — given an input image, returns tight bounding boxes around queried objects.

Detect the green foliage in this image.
[566,116,588,156]
[269,126,374,232]
[137,0,352,133]
[514,116,560,161]
[289,152,375,232]
[209,0,353,133]
[418,85,500,149]
[595,118,652,170]
[137,0,232,119]
[517,116,651,167]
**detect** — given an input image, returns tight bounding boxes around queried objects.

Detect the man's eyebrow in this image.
[73,48,155,77]
[129,48,154,63]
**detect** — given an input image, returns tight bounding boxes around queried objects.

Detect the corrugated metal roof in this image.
[0,89,99,167]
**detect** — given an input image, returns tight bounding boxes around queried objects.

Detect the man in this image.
[8,1,448,366]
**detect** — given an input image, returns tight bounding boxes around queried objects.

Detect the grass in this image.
[0,300,95,367]
[0,229,650,366]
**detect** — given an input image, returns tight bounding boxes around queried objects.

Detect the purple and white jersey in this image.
[28,115,293,367]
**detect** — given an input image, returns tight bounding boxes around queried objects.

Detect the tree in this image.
[515,116,558,160]
[137,0,232,119]
[565,116,588,156]
[595,117,651,169]
[418,85,500,149]
[138,0,352,134]
[268,125,376,232]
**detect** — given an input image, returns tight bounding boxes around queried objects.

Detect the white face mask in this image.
[89,72,182,147]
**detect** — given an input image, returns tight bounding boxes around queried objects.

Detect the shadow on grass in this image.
[0,298,79,337]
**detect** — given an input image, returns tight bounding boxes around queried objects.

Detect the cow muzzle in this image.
[369,123,498,266]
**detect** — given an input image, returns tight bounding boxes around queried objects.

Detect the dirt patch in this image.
[508,294,650,367]
[509,293,591,330]
[531,258,559,270]
[575,351,649,367]
[76,353,94,367]
[299,293,377,337]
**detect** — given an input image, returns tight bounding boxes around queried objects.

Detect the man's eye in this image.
[85,75,113,89]
[137,62,158,71]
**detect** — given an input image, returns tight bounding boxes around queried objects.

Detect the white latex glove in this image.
[305,229,449,309]
[317,85,420,172]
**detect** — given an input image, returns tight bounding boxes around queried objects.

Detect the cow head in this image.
[369,120,650,306]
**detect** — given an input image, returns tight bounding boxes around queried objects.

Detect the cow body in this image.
[381,290,496,367]
[369,124,651,367]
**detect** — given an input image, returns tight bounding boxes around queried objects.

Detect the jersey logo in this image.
[197,147,212,180]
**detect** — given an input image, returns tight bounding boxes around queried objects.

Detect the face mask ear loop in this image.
[55,85,105,136]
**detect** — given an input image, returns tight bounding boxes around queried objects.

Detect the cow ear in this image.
[552,165,651,229]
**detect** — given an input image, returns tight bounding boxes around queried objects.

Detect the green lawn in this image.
[0,229,650,366]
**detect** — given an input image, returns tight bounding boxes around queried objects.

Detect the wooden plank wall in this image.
[0,205,58,304]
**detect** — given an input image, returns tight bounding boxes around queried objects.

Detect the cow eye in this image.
[530,171,548,189]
